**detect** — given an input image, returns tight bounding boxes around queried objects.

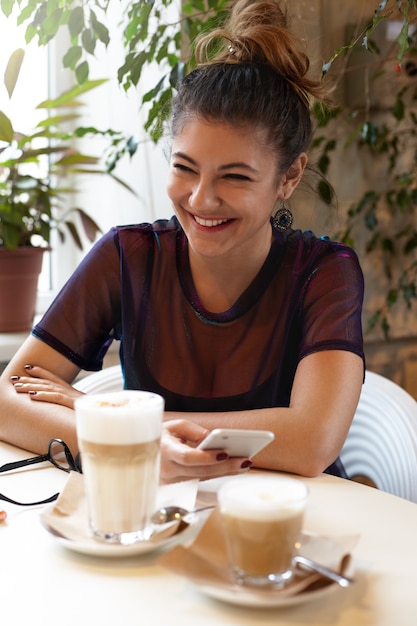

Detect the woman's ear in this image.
[279,152,308,198]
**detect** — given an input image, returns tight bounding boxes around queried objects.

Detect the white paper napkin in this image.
[40,472,199,543]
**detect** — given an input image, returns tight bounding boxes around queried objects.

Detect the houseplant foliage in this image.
[312,0,417,338]
[0,45,135,330]
[0,0,230,141]
[0,47,116,251]
[2,0,417,337]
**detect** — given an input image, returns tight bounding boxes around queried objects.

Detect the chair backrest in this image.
[340,370,417,503]
[74,365,124,394]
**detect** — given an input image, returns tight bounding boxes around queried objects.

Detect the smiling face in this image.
[166,117,306,266]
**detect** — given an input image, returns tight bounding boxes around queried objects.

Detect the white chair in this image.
[340,370,417,503]
[74,364,124,393]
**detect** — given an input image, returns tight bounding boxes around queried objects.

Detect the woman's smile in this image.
[193,215,233,228]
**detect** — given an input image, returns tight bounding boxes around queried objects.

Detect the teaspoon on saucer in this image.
[151,505,215,525]
[294,554,354,587]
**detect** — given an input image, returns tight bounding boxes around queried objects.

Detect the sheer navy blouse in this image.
[33,217,364,474]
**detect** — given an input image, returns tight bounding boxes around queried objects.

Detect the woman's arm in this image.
[0,335,82,454]
[164,350,364,477]
[0,336,253,482]
[1,340,363,479]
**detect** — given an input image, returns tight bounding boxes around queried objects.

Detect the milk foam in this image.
[218,475,308,521]
[75,390,164,444]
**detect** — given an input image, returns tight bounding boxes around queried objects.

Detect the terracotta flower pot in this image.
[0,247,47,332]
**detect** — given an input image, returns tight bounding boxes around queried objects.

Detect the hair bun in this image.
[195,0,322,102]
[228,0,288,34]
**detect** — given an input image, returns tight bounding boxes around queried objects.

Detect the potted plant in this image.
[0,48,130,332]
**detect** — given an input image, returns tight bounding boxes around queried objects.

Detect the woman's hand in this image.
[10,364,84,410]
[160,419,252,483]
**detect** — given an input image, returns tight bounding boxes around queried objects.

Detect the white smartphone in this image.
[197,428,275,458]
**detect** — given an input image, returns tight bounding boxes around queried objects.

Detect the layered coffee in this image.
[75,390,164,544]
[218,475,308,587]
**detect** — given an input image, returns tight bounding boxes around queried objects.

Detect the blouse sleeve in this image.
[32,229,122,370]
[298,242,365,363]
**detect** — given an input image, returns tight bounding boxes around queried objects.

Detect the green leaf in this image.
[318,154,330,175]
[64,220,83,250]
[77,208,102,241]
[63,45,82,70]
[396,21,411,62]
[130,51,149,87]
[90,10,109,46]
[4,48,25,98]
[1,0,15,18]
[403,283,416,307]
[142,76,165,103]
[37,79,107,109]
[16,3,36,25]
[68,6,84,39]
[403,233,417,254]
[317,179,333,204]
[0,110,13,142]
[397,188,410,211]
[42,7,63,39]
[387,289,398,305]
[392,97,405,121]
[381,316,390,340]
[169,61,185,87]
[75,60,89,84]
[0,222,21,250]
[361,121,379,146]
[81,27,96,55]
[365,208,378,230]
[366,310,381,334]
[24,22,37,44]
[381,237,394,253]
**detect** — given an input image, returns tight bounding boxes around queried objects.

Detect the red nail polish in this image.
[10,376,20,381]
[24,364,33,370]
[240,460,253,469]
[216,452,229,461]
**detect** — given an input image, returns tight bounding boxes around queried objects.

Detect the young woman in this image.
[0,0,364,483]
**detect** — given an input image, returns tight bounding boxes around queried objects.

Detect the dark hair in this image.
[170,0,325,174]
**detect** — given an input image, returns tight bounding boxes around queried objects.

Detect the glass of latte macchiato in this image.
[217,474,308,588]
[75,390,164,545]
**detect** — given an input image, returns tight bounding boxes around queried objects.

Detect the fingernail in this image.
[10,376,20,381]
[24,364,33,370]
[216,452,229,461]
[28,390,37,395]
[240,460,253,469]
[13,382,23,388]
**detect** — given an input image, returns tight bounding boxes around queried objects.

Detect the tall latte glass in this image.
[218,474,308,588]
[75,390,164,545]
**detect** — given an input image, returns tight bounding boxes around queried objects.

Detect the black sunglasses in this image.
[0,438,82,506]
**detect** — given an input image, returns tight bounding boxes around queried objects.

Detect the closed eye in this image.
[224,173,252,181]
[173,163,195,174]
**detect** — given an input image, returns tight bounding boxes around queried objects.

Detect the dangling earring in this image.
[273,201,293,231]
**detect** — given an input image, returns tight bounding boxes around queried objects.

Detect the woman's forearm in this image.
[0,384,78,455]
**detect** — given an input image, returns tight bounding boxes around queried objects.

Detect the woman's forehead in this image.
[172,117,273,156]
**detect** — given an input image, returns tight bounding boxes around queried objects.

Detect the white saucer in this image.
[194,577,341,608]
[41,513,208,558]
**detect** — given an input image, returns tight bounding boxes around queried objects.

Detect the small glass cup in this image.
[75,390,164,545]
[217,474,308,588]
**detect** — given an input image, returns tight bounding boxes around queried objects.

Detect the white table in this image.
[1,440,417,626]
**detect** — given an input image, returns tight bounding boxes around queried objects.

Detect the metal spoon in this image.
[151,505,215,525]
[294,554,354,587]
